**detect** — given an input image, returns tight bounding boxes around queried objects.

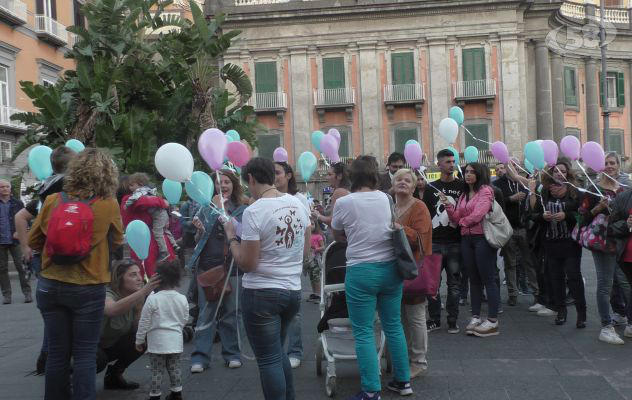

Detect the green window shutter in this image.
[394,128,417,153]
[463,48,485,82]
[564,67,577,106]
[254,62,277,94]
[464,124,490,150]
[607,131,623,154]
[257,134,281,159]
[391,53,414,85]
[323,57,345,89]
[338,128,351,157]
[617,72,625,107]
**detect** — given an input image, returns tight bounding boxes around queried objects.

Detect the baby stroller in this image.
[315,242,391,397]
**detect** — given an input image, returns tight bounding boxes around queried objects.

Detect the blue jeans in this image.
[461,235,500,319]
[611,267,632,320]
[592,251,632,326]
[192,276,243,366]
[36,277,106,400]
[345,261,410,392]
[32,254,49,354]
[286,306,303,359]
[242,288,300,400]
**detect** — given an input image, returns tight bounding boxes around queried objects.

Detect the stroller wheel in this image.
[326,376,336,397]
[316,338,323,377]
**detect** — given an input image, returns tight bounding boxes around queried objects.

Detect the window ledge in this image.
[564,105,579,112]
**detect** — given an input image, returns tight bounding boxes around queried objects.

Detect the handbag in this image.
[197,264,232,302]
[483,199,514,249]
[387,195,418,280]
[403,252,442,296]
[571,213,616,253]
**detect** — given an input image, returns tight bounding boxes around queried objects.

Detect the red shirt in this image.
[624,208,632,263]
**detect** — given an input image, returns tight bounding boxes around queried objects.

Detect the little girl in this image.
[136,260,189,400]
[306,219,325,303]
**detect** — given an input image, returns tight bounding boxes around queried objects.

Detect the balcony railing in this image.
[607,97,618,108]
[248,92,287,111]
[560,1,585,19]
[0,106,27,130]
[596,7,630,24]
[453,79,497,99]
[560,1,630,24]
[69,33,80,47]
[0,0,27,24]
[384,83,425,103]
[314,88,355,107]
[235,0,289,5]
[35,15,68,45]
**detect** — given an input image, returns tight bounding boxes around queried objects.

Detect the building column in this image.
[427,37,450,155]
[585,57,600,143]
[288,46,311,158]
[358,41,381,158]
[534,40,553,140]
[500,34,526,155]
[550,53,565,142]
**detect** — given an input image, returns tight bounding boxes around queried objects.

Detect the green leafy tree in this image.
[12,0,258,174]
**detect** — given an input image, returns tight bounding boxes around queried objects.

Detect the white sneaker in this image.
[227,360,242,369]
[529,303,545,312]
[599,326,624,345]
[473,319,499,337]
[465,317,482,335]
[624,325,632,338]
[611,313,628,326]
[289,357,301,369]
[191,363,204,373]
[537,307,557,317]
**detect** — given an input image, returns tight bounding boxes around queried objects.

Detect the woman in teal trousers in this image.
[331,156,412,400]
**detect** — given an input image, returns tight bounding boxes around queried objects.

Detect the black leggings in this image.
[546,252,586,312]
[96,330,144,373]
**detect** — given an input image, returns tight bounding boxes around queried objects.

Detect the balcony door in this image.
[391,53,414,86]
[0,65,9,124]
[36,0,57,19]
[462,48,485,82]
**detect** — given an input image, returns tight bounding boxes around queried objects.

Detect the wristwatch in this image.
[228,237,239,246]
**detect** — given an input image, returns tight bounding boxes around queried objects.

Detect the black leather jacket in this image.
[608,189,632,263]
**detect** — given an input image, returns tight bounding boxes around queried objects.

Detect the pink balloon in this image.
[320,134,339,161]
[273,147,288,163]
[541,140,559,166]
[581,141,605,172]
[330,154,340,163]
[226,141,251,167]
[560,135,581,161]
[198,128,227,170]
[491,141,510,164]
[328,129,341,145]
[404,143,422,169]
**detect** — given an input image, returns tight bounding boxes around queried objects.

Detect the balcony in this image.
[607,97,618,109]
[560,1,630,24]
[453,79,497,112]
[69,33,81,47]
[384,83,425,119]
[313,87,355,123]
[235,0,289,4]
[35,15,68,46]
[0,106,27,132]
[0,0,26,25]
[247,92,287,125]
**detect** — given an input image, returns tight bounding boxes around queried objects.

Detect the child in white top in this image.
[136,260,189,400]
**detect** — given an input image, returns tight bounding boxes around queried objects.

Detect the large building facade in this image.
[209,0,632,169]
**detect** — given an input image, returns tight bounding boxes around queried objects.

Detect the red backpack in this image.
[46,193,98,265]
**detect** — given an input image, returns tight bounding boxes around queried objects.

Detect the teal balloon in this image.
[446,146,460,165]
[226,130,240,143]
[65,139,85,153]
[405,139,420,147]
[162,179,182,205]
[297,151,318,182]
[185,171,214,206]
[464,146,479,163]
[525,159,535,175]
[449,106,464,125]
[28,145,53,180]
[524,141,546,170]
[311,131,325,153]
[125,220,151,260]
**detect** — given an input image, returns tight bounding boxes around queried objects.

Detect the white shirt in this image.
[135,290,189,354]
[331,191,395,267]
[241,194,310,290]
[294,192,311,215]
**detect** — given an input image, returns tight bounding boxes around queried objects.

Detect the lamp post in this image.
[600,0,610,145]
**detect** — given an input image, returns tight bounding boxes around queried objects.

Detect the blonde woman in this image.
[29,148,124,400]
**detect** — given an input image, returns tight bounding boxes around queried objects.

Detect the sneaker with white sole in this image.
[624,325,632,338]
[386,379,413,396]
[611,313,628,326]
[473,319,499,337]
[447,320,460,334]
[190,363,204,373]
[599,326,624,345]
[465,317,482,335]
[409,363,427,379]
[289,357,301,369]
[537,307,557,317]
[529,303,545,312]
[227,360,242,369]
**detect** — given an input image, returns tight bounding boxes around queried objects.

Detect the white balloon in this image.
[438,118,459,144]
[155,143,194,182]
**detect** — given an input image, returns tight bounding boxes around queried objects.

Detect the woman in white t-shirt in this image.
[331,156,412,400]
[224,157,311,400]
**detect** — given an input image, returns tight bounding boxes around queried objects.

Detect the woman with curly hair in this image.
[28,148,125,400]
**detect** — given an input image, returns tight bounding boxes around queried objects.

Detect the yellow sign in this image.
[424,169,496,181]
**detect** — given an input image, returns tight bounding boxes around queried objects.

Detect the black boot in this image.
[576,307,587,329]
[166,391,183,400]
[36,351,47,375]
[555,307,567,325]
[104,366,140,390]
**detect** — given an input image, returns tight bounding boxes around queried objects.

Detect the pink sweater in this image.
[446,185,494,236]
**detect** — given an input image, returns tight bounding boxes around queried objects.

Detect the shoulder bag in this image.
[387,195,418,280]
[483,199,514,249]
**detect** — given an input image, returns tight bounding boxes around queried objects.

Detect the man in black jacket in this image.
[378,152,405,192]
[493,163,535,306]
[0,179,28,304]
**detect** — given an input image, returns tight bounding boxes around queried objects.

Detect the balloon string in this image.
[462,126,493,146]
[603,172,631,188]
[574,162,604,198]
[216,173,227,215]
[141,260,148,283]
[321,155,330,168]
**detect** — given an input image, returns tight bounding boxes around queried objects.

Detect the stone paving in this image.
[1,253,632,400]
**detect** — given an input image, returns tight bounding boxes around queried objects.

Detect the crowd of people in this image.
[4,144,632,400]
